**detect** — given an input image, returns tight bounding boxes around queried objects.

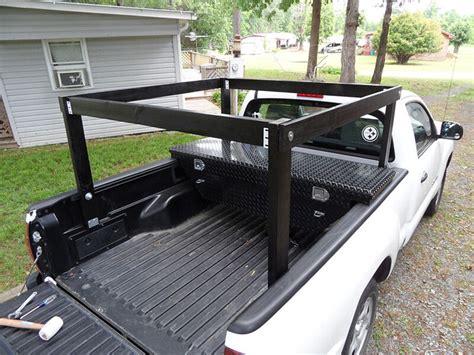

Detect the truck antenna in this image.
[443,53,458,121]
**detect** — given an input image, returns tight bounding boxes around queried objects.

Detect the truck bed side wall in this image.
[225,181,405,353]
[27,159,207,276]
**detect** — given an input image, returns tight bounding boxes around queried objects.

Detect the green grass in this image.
[245,68,304,81]
[0,132,198,292]
[245,68,473,98]
[451,86,474,102]
[243,45,474,77]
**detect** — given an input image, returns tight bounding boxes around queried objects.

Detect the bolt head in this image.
[32,231,42,243]
[84,192,93,200]
[288,131,294,142]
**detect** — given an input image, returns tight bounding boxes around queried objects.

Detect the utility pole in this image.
[229,8,244,115]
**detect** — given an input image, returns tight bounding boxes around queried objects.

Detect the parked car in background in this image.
[320,41,342,53]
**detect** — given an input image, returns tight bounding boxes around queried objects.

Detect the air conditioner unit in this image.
[56,69,85,88]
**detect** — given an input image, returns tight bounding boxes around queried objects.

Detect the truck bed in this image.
[58,205,312,354]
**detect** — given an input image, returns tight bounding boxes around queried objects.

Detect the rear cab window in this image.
[244,98,394,161]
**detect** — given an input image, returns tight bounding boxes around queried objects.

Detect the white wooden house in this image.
[0,0,194,147]
[241,33,298,55]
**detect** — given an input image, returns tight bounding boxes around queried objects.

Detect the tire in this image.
[342,279,378,355]
[425,169,447,217]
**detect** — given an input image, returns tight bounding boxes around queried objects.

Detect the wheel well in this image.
[447,153,453,168]
[373,257,392,283]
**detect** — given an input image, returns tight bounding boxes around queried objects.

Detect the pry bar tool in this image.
[20,295,57,320]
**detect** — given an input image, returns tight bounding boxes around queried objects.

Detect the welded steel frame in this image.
[60,78,400,285]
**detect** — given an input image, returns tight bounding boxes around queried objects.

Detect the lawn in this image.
[245,68,473,98]
[243,44,474,80]
[0,132,198,291]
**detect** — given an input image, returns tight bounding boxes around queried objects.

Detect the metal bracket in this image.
[262,128,269,148]
[66,100,73,115]
[87,217,100,229]
[25,210,37,223]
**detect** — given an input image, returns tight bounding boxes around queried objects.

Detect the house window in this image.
[43,39,93,90]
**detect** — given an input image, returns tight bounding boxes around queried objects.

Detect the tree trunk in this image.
[296,1,306,51]
[340,0,359,83]
[305,0,322,80]
[371,0,393,84]
[116,0,124,6]
[232,9,241,36]
[395,53,411,64]
[454,44,460,53]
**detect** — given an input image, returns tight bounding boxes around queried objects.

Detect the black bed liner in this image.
[58,205,312,355]
[0,283,142,355]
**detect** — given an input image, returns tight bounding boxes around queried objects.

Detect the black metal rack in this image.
[59,78,401,285]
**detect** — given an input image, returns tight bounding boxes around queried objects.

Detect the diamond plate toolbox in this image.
[171,138,395,231]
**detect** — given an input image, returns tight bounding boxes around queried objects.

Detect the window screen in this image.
[44,39,92,90]
[49,41,84,64]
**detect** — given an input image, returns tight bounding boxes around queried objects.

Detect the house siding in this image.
[0,7,179,40]
[0,36,180,147]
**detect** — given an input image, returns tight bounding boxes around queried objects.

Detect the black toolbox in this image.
[171,138,396,232]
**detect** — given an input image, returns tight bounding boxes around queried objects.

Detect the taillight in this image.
[224,346,244,355]
[25,222,35,262]
[297,93,324,98]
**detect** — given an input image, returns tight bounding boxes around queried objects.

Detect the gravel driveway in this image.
[367,93,474,352]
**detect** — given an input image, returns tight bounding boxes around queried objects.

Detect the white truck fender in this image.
[225,202,401,354]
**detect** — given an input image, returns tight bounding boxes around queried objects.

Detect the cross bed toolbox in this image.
[2,79,408,354]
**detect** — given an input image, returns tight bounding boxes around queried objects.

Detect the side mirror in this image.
[439,121,463,140]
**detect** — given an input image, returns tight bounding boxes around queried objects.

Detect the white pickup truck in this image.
[225,89,463,354]
[0,79,462,355]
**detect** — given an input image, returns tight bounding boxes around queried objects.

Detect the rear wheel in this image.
[342,279,378,355]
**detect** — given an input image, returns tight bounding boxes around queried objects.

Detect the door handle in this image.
[421,171,428,183]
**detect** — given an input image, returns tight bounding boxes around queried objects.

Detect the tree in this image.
[374,12,442,64]
[308,0,334,43]
[469,15,474,45]
[439,10,460,32]
[290,0,309,50]
[449,20,471,53]
[300,0,334,48]
[371,0,394,84]
[180,1,233,52]
[340,0,359,83]
[423,0,439,19]
[305,0,322,80]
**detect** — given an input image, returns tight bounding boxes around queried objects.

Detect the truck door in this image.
[406,101,440,209]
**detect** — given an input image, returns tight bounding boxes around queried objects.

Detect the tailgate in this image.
[0,283,143,354]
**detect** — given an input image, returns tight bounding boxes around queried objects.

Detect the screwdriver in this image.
[20,295,57,320]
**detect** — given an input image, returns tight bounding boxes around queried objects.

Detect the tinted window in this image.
[406,102,434,155]
[244,98,391,159]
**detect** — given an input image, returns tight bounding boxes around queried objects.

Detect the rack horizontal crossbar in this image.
[229,78,393,97]
[280,85,401,150]
[68,97,269,146]
[81,78,223,102]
